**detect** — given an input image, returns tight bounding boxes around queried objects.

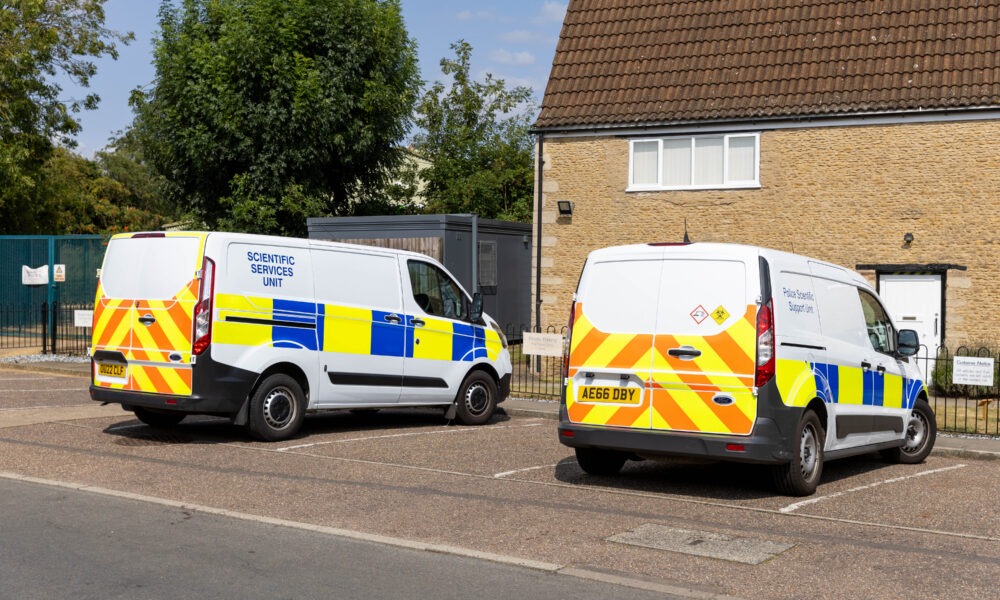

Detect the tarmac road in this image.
[1,363,998,599]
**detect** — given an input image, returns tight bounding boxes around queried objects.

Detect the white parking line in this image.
[277,421,543,452]
[0,404,92,411]
[779,464,968,514]
[0,388,86,393]
[494,463,563,479]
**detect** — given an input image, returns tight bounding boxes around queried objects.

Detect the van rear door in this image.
[92,233,205,396]
[648,252,758,436]
[565,250,662,430]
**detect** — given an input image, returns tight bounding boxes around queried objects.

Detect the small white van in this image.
[90,231,512,441]
[558,242,935,495]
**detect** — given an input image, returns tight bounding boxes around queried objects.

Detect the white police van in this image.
[90,231,512,441]
[558,242,935,495]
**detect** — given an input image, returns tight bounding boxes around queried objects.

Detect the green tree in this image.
[131,0,421,237]
[96,127,178,222]
[413,41,535,221]
[0,0,132,233]
[31,147,170,235]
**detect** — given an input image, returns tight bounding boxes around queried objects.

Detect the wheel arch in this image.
[805,397,828,433]
[233,362,310,427]
[465,361,501,387]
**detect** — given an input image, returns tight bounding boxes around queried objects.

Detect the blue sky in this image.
[61,0,567,156]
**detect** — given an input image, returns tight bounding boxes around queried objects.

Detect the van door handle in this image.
[667,346,701,359]
[383,314,401,324]
[861,361,872,371]
[138,314,156,326]
[877,365,886,375]
[410,318,425,327]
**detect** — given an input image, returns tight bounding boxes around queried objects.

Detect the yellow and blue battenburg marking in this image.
[808,361,922,409]
[216,296,497,361]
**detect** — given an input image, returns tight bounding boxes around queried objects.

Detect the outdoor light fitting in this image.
[557,200,573,216]
[903,232,914,244]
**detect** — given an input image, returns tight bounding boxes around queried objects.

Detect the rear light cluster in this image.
[754,298,775,388]
[563,300,576,379]
[192,257,215,356]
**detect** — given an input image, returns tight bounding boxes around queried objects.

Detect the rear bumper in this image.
[557,419,792,464]
[89,350,258,417]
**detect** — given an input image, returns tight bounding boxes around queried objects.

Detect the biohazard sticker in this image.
[712,305,730,325]
[690,305,709,324]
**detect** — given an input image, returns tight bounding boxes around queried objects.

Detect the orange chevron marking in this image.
[609,334,653,369]
[571,324,610,367]
[650,390,699,431]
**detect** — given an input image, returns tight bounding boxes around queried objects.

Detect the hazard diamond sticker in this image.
[690,305,709,324]
[712,305,730,325]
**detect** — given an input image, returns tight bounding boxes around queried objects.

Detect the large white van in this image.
[90,231,512,441]
[558,242,935,495]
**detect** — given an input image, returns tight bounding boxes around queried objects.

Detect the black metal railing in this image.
[0,303,91,356]
[913,346,1000,437]
[504,324,567,401]
[0,303,45,352]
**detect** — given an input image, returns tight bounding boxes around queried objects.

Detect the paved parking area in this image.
[1,368,998,599]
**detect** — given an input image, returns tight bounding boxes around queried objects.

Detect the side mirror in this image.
[470,292,483,323]
[897,329,919,357]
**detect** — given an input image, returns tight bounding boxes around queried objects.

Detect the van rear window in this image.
[101,236,202,300]
[656,259,747,335]
[579,260,662,333]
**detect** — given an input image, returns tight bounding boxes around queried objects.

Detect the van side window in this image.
[407,260,467,320]
[858,290,896,354]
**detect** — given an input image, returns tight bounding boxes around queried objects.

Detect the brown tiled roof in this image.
[534,0,1000,130]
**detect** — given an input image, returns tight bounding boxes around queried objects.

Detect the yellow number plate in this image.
[97,362,126,378]
[578,386,642,404]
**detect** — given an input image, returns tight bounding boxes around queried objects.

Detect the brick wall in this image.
[533,119,1000,348]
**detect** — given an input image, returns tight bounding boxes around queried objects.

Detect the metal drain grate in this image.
[608,524,794,565]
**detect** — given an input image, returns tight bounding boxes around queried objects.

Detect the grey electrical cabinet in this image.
[307,215,531,339]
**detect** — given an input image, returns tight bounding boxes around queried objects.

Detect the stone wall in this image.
[532,119,1000,348]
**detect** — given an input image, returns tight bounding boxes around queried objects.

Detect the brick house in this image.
[531,0,1000,354]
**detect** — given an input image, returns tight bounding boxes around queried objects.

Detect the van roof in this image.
[586,242,869,287]
[112,231,444,264]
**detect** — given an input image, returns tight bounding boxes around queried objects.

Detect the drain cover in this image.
[608,524,794,565]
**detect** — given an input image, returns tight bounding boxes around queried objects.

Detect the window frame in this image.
[627,133,761,191]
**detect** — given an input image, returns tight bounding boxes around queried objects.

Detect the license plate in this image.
[578,385,642,404]
[97,362,126,378]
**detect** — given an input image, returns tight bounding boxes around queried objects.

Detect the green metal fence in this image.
[0,235,105,354]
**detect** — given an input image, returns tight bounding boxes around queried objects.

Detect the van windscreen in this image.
[101,236,202,299]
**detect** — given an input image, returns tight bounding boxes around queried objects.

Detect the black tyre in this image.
[881,398,936,464]
[773,410,824,496]
[133,407,185,428]
[454,371,497,425]
[247,374,305,442]
[575,447,628,476]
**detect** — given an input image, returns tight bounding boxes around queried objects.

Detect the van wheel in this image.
[454,371,497,425]
[773,411,824,496]
[575,447,627,476]
[881,399,936,464]
[247,374,305,442]
[133,407,185,428]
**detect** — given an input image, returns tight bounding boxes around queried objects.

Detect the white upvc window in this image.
[628,133,760,190]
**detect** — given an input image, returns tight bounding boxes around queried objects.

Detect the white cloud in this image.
[533,1,567,24]
[500,29,538,44]
[457,9,496,21]
[489,48,536,66]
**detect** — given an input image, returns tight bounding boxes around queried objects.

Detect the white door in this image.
[878,274,942,378]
